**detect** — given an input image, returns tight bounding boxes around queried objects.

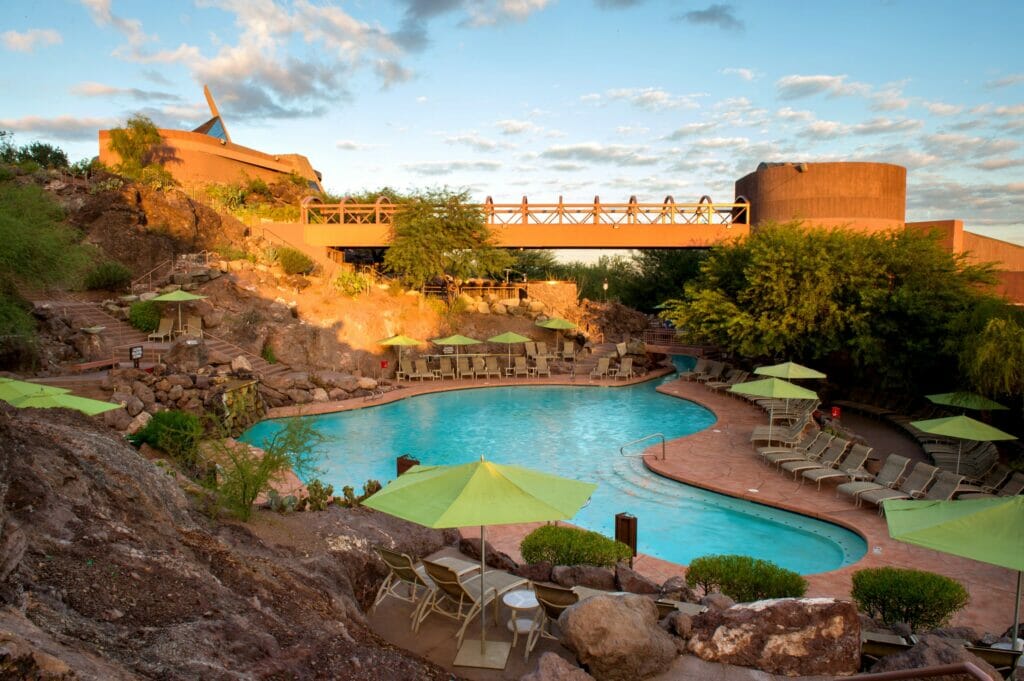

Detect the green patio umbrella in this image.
[7,392,120,415]
[754,361,827,380]
[378,334,422,370]
[0,377,70,401]
[151,290,208,333]
[363,456,596,668]
[927,392,1008,412]
[909,414,1017,475]
[431,334,481,361]
[730,377,818,444]
[883,496,1024,650]
[487,331,532,371]
[535,318,575,358]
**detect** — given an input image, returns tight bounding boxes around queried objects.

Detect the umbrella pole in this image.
[956,440,962,476]
[480,524,487,654]
[1015,570,1022,651]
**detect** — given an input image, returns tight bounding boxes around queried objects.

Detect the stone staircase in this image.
[572,342,620,377]
[202,330,291,380]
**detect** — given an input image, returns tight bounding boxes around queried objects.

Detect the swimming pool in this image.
[241,363,866,574]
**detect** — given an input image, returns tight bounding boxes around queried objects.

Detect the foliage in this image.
[519,525,632,567]
[0,131,68,169]
[260,341,277,364]
[0,182,92,287]
[305,478,335,511]
[384,188,512,288]
[851,567,968,631]
[267,490,299,513]
[136,410,203,472]
[84,261,132,291]
[107,114,177,188]
[338,480,382,507]
[332,269,371,296]
[275,247,315,275]
[0,285,38,370]
[621,249,708,312]
[215,243,250,261]
[685,554,808,602]
[961,314,1024,401]
[511,249,560,280]
[557,254,635,301]
[128,301,160,332]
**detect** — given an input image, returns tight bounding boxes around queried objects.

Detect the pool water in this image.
[241,360,865,574]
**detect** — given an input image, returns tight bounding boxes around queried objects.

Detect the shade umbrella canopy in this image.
[433,334,482,346]
[0,378,70,401]
[883,496,1024,649]
[927,392,1008,411]
[755,361,827,380]
[152,290,208,331]
[535,318,576,330]
[378,334,423,370]
[364,457,596,667]
[8,392,120,415]
[728,377,819,400]
[487,331,532,369]
[910,415,1017,475]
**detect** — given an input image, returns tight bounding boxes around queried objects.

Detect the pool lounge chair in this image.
[484,356,502,379]
[955,463,1010,495]
[396,358,414,382]
[531,356,552,378]
[679,358,708,381]
[589,357,610,379]
[837,454,910,506]
[148,317,174,342]
[412,359,434,381]
[524,342,537,361]
[513,356,530,378]
[858,462,938,509]
[438,357,456,380]
[707,369,748,391]
[537,341,550,358]
[695,360,726,383]
[877,470,964,516]
[370,547,436,629]
[418,560,527,648]
[757,428,820,458]
[781,437,850,478]
[525,583,580,662]
[457,356,474,379]
[749,416,811,447]
[472,356,487,378]
[611,357,633,380]
[765,433,834,468]
[186,315,203,338]
[958,471,1024,500]
[561,341,576,362]
[801,443,873,489]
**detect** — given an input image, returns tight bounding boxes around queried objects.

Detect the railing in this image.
[302,194,750,228]
[131,259,174,294]
[846,662,991,680]
[620,433,666,460]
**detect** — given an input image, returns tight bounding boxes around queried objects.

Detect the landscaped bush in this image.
[84,261,132,291]
[305,478,334,511]
[685,554,808,602]
[519,525,632,567]
[851,567,968,631]
[276,247,315,275]
[136,410,203,471]
[332,269,370,296]
[128,301,160,332]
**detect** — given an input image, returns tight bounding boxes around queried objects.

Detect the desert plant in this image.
[305,478,334,511]
[519,525,632,567]
[260,341,277,364]
[136,410,203,472]
[332,269,370,296]
[338,479,382,507]
[685,554,808,602]
[128,300,160,332]
[851,567,968,631]
[84,261,132,291]
[276,247,315,275]
[267,489,299,513]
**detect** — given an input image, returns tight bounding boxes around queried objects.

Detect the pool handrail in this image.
[620,433,666,460]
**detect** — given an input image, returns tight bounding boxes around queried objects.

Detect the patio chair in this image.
[484,356,502,378]
[762,432,832,467]
[615,342,627,358]
[438,357,456,380]
[371,547,436,630]
[532,355,551,378]
[524,583,580,662]
[457,356,474,379]
[472,356,487,378]
[877,470,965,516]
[186,315,203,338]
[707,369,748,391]
[418,560,527,648]
[955,463,1010,495]
[679,358,708,381]
[858,462,938,509]
[749,415,810,447]
[837,454,911,506]
[589,357,610,379]
[757,428,820,459]
[611,357,633,380]
[513,356,530,378]
[695,361,726,383]
[412,359,434,381]
[397,358,414,382]
[524,342,537,361]
[781,438,850,478]
[958,471,1024,500]
[801,443,873,489]
[537,341,550,358]
[561,341,576,362]
[148,317,174,342]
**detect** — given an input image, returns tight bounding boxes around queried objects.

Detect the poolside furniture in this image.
[589,357,610,379]
[837,454,911,506]
[537,341,551,358]
[513,356,530,378]
[958,471,1024,499]
[524,583,580,662]
[877,470,964,516]
[654,599,707,619]
[959,463,1011,494]
[484,356,502,379]
[707,369,748,391]
[757,428,820,459]
[615,342,627,358]
[749,416,811,447]
[524,342,537,361]
[438,357,456,380]
[412,359,435,381]
[858,462,938,509]
[148,317,174,342]
[781,438,850,478]
[762,432,832,467]
[611,357,633,380]
[531,356,551,378]
[186,315,203,338]
[370,547,436,629]
[679,358,708,381]
[695,360,726,383]
[397,358,414,382]
[457,356,474,379]
[418,560,527,648]
[801,443,873,489]
[561,341,576,362]
[473,356,487,377]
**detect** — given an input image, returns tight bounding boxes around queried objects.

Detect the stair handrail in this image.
[846,662,990,680]
[620,433,666,460]
[131,259,174,294]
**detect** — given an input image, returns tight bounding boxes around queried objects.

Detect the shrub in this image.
[261,341,277,364]
[851,567,968,631]
[332,269,369,296]
[276,247,315,275]
[136,410,203,471]
[338,479,382,507]
[306,478,334,511]
[519,525,632,567]
[216,243,249,261]
[128,301,160,332]
[84,261,132,291]
[685,554,807,602]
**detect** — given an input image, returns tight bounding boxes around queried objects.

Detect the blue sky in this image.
[2,0,1022,245]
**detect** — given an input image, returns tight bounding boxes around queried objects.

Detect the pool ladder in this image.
[619,433,666,460]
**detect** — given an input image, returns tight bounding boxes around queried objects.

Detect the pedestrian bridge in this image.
[300,195,750,248]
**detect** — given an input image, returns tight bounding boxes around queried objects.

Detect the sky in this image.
[1,0,1023,246]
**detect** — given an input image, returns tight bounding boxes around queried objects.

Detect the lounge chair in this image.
[524,583,580,662]
[472,356,487,378]
[589,357,610,379]
[186,315,203,338]
[679,358,708,381]
[858,462,938,509]
[763,432,832,467]
[148,317,174,342]
[524,342,537,361]
[749,416,811,447]
[612,357,633,380]
[615,342,627,358]
[707,369,748,391]
[956,463,1010,495]
[537,341,550,358]
[532,356,551,378]
[370,547,436,630]
[837,454,911,505]
[513,356,530,378]
[397,358,414,382]
[958,471,1024,500]
[877,470,964,516]
[418,560,527,648]
[801,444,873,489]
[457,356,474,379]
[561,341,576,362]
[757,428,819,458]
[412,359,434,381]
[438,357,456,380]
[781,438,850,478]
[484,356,502,379]
[695,361,725,383]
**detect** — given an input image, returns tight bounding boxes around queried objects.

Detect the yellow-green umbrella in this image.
[364,456,596,667]
[926,392,1007,412]
[432,334,481,361]
[151,290,208,332]
[0,377,70,401]
[8,392,120,415]
[754,361,826,380]
[487,331,531,369]
[378,334,423,368]
[909,415,1016,475]
[730,377,818,444]
[535,319,575,355]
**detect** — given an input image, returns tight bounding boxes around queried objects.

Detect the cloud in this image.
[549,162,586,171]
[444,132,500,151]
[870,85,909,111]
[973,158,1024,171]
[775,107,814,122]
[691,136,748,149]
[495,118,540,135]
[984,73,1024,89]
[594,0,646,7]
[923,101,963,116]
[615,125,649,135]
[80,0,153,48]
[336,140,371,150]
[70,81,181,102]
[852,117,922,135]
[665,122,718,139]
[720,67,754,81]
[466,0,553,27]
[374,59,414,88]
[391,0,550,48]
[2,28,62,52]
[922,133,1019,159]
[675,4,743,30]
[798,120,849,140]
[0,115,117,141]
[585,87,702,111]
[540,142,659,166]
[776,74,870,100]
[402,159,502,175]
[140,68,174,86]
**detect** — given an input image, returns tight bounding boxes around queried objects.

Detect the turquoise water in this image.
[241,360,865,574]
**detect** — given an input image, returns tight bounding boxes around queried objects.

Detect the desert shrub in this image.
[215,243,249,261]
[128,301,160,332]
[338,479,382,507]
[84,261,132,291]
[851,567,968,631]
[0,288,38,370]
[519,525,632,567]
[276,247,315,275]
[136,410,203,471]
[260,341,277,364]
[685,554,807,602]
[332,269,369,296]
[305,478,334,511]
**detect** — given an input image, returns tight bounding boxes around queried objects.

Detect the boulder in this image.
[286,389,312,405]
[491,303,507,315]
[529,301,547,312]
[313,371,359,392]
[328,388,348,401]
[163,338,207,373]
[520,652,596,681]
[123,395,145,417]
[552,565,616,592]
[102,407,133,431]
[615,563,659,594]
[202,310,224,329]
[458,537,518,571]
[870,634,1002,681]
[476,302,490,314]
[660,576,698,603]
[356,377,378,391]
[700,592,735,611]
[512,561,554,583]
[131,381,155,405]
[167,384,184,402]
[231,355,253,374]
[165,374,194,388]
[666,612,693,639]
[264,374,295,392]
[125,411,151,435]
[687,598,860,677]
[311,388,329,402]
[558,594,677,681]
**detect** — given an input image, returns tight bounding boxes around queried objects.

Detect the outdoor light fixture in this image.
[796,162,808,172]
[602,279,609,300]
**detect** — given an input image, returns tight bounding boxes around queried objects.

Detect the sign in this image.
[129,345,143,368]
[443,346,454,355]
[380,360,388,369]
[831,406,841,420]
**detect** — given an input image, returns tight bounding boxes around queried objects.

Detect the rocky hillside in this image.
[0,403,457,680]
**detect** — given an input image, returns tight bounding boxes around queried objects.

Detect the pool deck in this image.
[268,368,1013,634]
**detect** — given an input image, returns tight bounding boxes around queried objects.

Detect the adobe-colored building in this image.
[98,86,323,192]
[735,162,1024,303]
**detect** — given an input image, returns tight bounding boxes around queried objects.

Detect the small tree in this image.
[107,114,176,187]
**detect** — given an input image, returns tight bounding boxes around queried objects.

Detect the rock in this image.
[125,411,151,435]
[552,565,616,592]
[163,338,208,372]
[929,626,982,643]
[870,634,1002,680]
[700,592,735,611]
[139,291,158,301]
[666,612,692,639]
[312,371,359,392]
[558,594,677,681]
[491,303,507,314]
[356,376,378,391]
[167,384,184,402]
[110,391,133,406]
[459,537,518,571]
[520,652,596,681]
[194,374,210,390]
[123,396,145,417]
[529,301,547,312]
[231,355,253,374]
[311,388,329,402]
[476,302,490,314]
[512,561,553,583]
[103,407,133,431]
[687,598,860,677]
[264,374,295,392]
[328,388,347,401]
[166,374,193,388]
[286,389,312,405]
[202,310,224,329]
[660,576,698,603]
[131,381,155,405]
[615,563,659,594]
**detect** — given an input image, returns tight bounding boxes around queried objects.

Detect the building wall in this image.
[734,162,906,232]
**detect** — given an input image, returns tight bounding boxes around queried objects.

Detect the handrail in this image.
[846,661,991,680]
[131,259,174,294]
[620,433,666,460]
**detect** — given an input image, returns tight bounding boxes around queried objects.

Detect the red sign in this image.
[831,406,841,419]
[380,360,389,369]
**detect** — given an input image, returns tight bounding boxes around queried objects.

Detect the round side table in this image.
[502,589,539,650]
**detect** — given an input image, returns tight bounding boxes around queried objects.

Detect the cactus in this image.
[305,478,334,511]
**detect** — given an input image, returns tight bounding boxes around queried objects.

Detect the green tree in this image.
[17,141,68,169]
[384,188,512,288]
[621,249,708,312]
[558,254,637,301]
[107,114,176,187]
[511,249,560,280]
[961,314,1024,405]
